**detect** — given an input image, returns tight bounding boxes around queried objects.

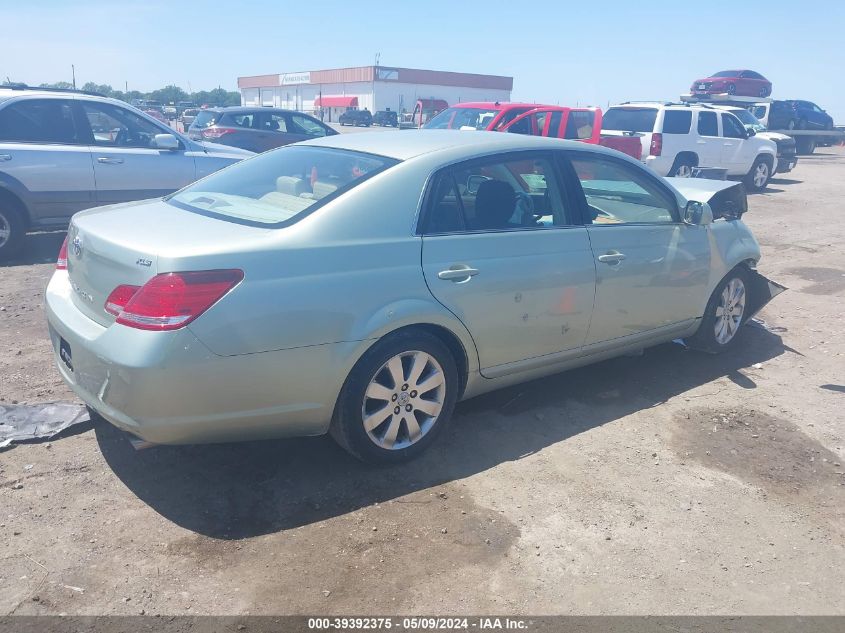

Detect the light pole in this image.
[71,64,76,90]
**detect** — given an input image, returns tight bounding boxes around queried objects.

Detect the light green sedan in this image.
[45,131,781,463]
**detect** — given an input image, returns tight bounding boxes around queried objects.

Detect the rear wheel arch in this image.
[669,152,698,177]
[0,186,32,229]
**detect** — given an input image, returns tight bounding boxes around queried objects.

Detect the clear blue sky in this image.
[5,0,844,120]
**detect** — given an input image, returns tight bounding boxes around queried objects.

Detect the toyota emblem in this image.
[72,236,83,258]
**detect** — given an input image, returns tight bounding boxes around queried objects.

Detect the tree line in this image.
[2,81,241,107]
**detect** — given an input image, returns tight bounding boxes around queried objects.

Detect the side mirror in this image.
[153,133,180,150]
[684,201,713,226]
[746,127,756,137]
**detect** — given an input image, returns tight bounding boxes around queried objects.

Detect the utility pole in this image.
[72,64,76,89]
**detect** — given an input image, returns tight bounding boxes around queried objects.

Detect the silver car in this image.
[0,87,252,259]
[45,131,780,463]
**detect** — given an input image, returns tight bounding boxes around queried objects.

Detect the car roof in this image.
[449,102,540,110]
[301,129,607,161]
[205,106,301,114]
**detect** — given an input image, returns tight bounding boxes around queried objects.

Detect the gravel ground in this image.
[1,147,843,616]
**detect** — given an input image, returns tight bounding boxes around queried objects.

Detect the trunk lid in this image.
[66,199,270,326]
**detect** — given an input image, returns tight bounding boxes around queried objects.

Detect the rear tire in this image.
[330,330,459,464]
[727,83,736,95]
[0,201,26,261]
[687,267,751,353]
[797,136,817,155]
[744,156,771,191]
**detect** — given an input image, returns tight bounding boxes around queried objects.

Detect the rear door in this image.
[218,111,265,152]
[420,151,596,377]
[78,101,196,204]
[0,97,96,227]
[565,150,710,347]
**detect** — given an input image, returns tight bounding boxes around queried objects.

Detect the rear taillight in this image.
[104,284,141,316]
[111,270,243,331]
[56,236,69,270]
[649,132,663,157]
[201,127,236,139]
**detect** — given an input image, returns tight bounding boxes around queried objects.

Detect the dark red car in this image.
[690,70,772,98]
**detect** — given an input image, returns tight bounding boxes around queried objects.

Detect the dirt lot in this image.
[1,148,844,616]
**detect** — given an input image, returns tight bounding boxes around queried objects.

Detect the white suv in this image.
[601,102,778,192]
[0,86,253,260]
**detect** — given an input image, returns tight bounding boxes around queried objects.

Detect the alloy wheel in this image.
[675,164,693,178]
[361,350,446,450]
[753,162,769,188]
[0,211,10,249]
[714,278,746,345]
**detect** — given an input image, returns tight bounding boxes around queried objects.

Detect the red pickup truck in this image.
[424,102,642,160]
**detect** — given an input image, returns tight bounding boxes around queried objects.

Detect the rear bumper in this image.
[45,272,341,445]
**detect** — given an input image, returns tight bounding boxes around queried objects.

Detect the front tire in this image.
[330,330,459,464]
[687,267,750,353]
[0,203,26,261]
[744,156,771,191]
[727,83,736,95]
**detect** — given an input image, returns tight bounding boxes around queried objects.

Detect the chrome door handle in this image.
[97,157,124,164]
[438,266,479,282]
[597,251,626,264]
[0,154,11,161]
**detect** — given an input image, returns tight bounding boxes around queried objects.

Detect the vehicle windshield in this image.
[168,146,399,227]
[749,105,767,120]
[193,111,219,128]
[425,107,500,130]
[730,108,766,131]
[602,108,658,133]
[712,71,740,78]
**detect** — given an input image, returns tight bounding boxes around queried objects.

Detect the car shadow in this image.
[768,178,803,186]
[0,231,66,267]
[96,325,787,540]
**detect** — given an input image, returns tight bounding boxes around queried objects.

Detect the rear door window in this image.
[422,153,570,233]
[697,111,718,136]
[221,112,256,129]
[661,110,692,134]
[601,108,657,133]
[564,111,596,139]
[0,99,82,144]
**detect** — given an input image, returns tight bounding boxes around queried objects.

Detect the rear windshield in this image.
[193,111,219,128]
[602,108,658,133]
[167,145,399,227]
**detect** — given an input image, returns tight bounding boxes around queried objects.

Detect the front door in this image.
[565,151,710,347]
[694,110,722,168]
[420,151,596,377]
[720,112,750,171]
[78,101,195,205]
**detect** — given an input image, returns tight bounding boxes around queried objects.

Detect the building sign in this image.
[281,72,311,85]
[377,68,399,81]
